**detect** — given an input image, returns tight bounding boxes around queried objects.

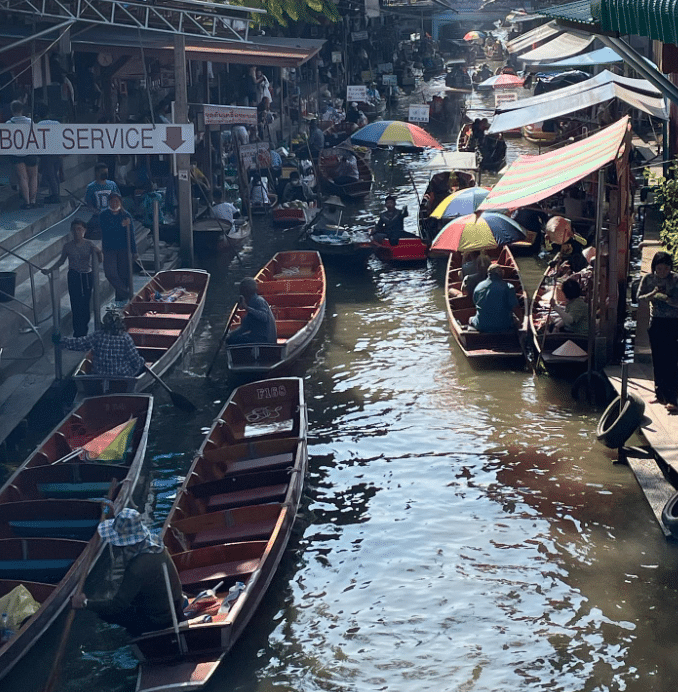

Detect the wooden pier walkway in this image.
[605,363,678,538]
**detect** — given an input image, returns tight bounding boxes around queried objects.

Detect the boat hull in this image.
[0,394,153,680]
[73,270,209,396]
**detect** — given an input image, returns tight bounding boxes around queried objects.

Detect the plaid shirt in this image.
[62,331,145,377]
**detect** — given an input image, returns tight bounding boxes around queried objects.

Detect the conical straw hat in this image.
[552,340,587,357]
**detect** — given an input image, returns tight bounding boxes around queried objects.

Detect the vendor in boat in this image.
[211,189,241,227]
[58,308,145,378]
[469,264,518,333]
[226,277,277,345]
[313,195,345,234]
[71,508,185,636]
[282,171,315,204]
[332,154,360,186]
[372,194,409,245]
[307,119,325,157]
[551,277,589,335]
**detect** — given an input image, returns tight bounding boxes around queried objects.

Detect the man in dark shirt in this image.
[100,193,136,303]
[372,195,409,245]
[85,162,121,239]
[71,508,184,636]
[282,171,315,204]
[227,277,277,345]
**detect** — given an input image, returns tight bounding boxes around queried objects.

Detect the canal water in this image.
[6,77,678,692]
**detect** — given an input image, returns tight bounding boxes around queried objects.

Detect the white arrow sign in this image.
[0,123,195,155]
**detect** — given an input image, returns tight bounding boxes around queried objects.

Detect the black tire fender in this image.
[571,371,612,405]
[596,392,645,449]
[661,492,678,536]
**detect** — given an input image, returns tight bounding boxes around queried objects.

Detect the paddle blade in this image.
[170,390,197,413]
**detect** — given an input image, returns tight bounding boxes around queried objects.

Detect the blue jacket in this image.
[471,274,518,332]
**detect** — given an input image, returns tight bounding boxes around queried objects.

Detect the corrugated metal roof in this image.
[506,20,561,55]
[518,31,595,64]
[599,0,678,43]
[542,0,599,26]
[477,117,630,211]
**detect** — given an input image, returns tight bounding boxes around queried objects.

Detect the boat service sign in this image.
[408,104,430,123]
[0,123,195,155]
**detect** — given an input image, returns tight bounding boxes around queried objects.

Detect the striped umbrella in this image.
[430,187,491,220]
[464,30,486,41]
[431,212,526,253]
[350,121,443,149]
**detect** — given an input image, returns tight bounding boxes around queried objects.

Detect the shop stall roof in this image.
[518,31,594,65]
[506,20,561,54]
[67,27,324,67]
[538,46,623,68]
[477,117,630,212]
[423,151,479,171]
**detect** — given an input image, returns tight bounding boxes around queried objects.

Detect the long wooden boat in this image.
[529,266,590,372]
[73,269,209,396]
[304,225,373,266]
[371,233,428,263]
[0,394,153,680]
[224,251,326,375]
[192,218,251,252]
[317,146,373,201]
[131,378,307,692]
[456,123,507,172]
[322,121,357,147]
[444,246,528,362]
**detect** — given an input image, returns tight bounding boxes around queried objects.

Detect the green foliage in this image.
[229,0,340,26]
[648,160,678,266]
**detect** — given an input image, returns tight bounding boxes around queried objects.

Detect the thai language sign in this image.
[0,123,194,155]
[347,85,367,102]
[203,104,257,126]
[408,104,430,123]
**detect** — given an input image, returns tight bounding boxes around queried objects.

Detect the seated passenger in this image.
[461,251,491,297]
[469,264,518,332]
[226,277,277,345]
[332,154,359,186]
[282,171,314,204]
[552,278,589,334]
[372,194,409,245]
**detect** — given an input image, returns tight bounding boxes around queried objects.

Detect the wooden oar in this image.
[534,295,555,376]
[205,304,239,379]
[143,365,196,412]
[43,478,118,692]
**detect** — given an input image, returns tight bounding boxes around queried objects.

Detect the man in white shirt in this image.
[211,189,240,226]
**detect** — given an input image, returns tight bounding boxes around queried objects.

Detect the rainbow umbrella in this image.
[350,121,443,149]
[476,73,525,91]
[431,212,526,253]
[430,187,491,220]
[464,30,486,41]
[82,418,137,461]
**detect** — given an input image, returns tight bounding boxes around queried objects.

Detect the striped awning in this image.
[477,117,631,212]
[518,32,594,65]
[506,21,561,55]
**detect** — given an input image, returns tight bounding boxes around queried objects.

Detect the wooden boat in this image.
[457,123,506,172]
[192,218,251,252]
[371,233,428,263]
[224,251,326,375]
[271,203,318,228]
[303,225,373,265]
[73,269,210,396]
[444,246,528,362]
[131,377,307,692]
[529,267,590,372]
[356,99,386,121]
[522,120,584,146]
[317,146,373,201]
[0,394,152,680]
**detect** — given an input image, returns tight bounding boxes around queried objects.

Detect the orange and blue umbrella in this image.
[430,187,491,220]
[431,212,526,253]
[350,120,443,149]
[464,30,486,41]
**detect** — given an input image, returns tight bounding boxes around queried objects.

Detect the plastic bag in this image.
[0,584,41,630]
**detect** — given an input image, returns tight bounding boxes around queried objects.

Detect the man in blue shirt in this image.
[85,163,121,239]
[469,264,518,333]
[100,193,136,303]
[226,277,277,345]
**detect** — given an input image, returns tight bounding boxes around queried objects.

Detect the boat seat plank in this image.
[36,481,112,499]
[128,328,182,338]
[178,557,259,587]
[205,484,288,511]
[0,559,74,582]
[226,452,294,475]
[192,516,278,548]
[9,519,99,540]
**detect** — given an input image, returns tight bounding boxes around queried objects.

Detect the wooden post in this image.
[174,34,194,267]
[91,252,101,331]
[153,198,161,273]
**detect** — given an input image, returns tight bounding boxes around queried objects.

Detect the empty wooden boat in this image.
[444,246,528,362]
[224,251,326,375]
[131,377,307,692]
[317,146,373,201]
[73,269,209,396]
[0,394,152,680]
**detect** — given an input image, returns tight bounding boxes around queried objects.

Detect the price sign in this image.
[347,85,368,102]
[408,104,430,123]
[332,51,342,63]
[382,75,398,86]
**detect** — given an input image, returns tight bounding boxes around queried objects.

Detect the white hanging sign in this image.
[347,85,368,102]
[408,104,430,123]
